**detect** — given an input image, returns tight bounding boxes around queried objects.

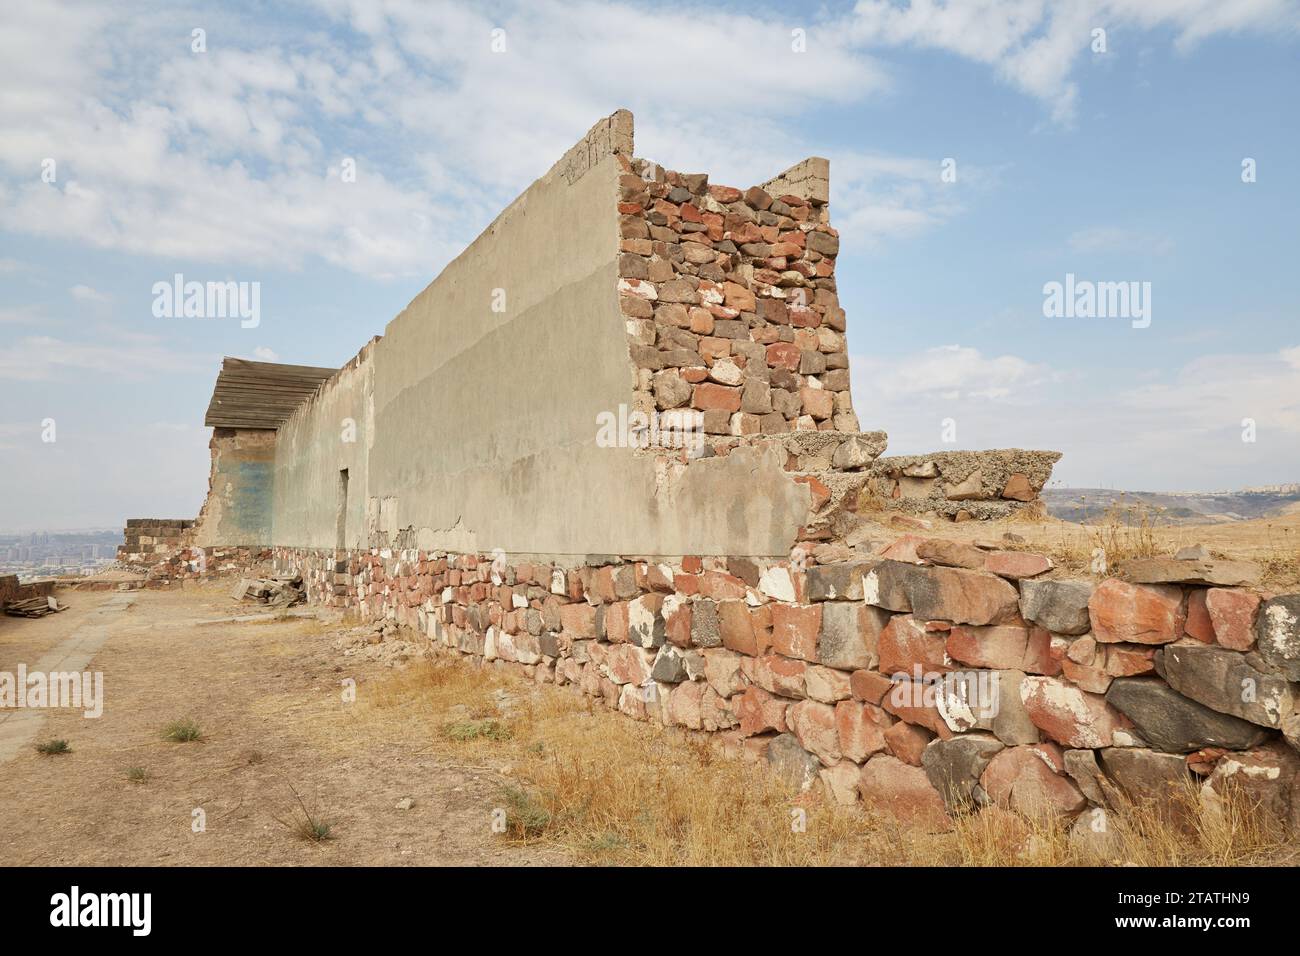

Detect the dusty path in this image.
[0,592,132,762]
[0,583,566,866]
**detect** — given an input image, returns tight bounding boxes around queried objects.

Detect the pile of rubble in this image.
[230,575,305,608]
[332,621,430,667]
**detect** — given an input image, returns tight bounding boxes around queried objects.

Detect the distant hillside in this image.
[1043,485,1300,525]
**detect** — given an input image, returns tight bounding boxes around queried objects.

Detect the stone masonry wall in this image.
[609,147,1055,530]
[0,574,55,606]
[116,517,270,584]
[617,156,858,443]
[864,449,1061,521]
[272,537,1300,834]
[117,518,195,568]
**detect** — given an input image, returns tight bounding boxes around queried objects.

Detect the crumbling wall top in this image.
[761,156,830,206]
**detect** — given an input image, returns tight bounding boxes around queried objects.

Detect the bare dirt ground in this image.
[0,583,566,866]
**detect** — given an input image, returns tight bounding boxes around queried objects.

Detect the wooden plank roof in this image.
[203,357,338,429]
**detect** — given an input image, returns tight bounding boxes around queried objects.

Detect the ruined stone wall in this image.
[863,449,1060,521]
[191,429,276,547]
[115,517,271,582]
[257,111,819,559]
[196,110,1055,562]
[0,574,54,606]
[617,155,857,441]
[117,518,196,567]
[271,537,1300,834]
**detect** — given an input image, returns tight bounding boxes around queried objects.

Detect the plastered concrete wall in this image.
[271,340,376,550]
[262,111,809,558]
[192,429,275,547]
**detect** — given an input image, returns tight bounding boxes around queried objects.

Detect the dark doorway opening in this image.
[336,468,349,550]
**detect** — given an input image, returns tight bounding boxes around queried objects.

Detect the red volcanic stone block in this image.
[835,699,891,763]
[878,615,952,677]
[698,570,748,601]
[587,566,617,604]
[906,565,1021,626]
[674,572,701,596]
[692,383,742,412]
[766,342,802,371]
[979,744,1085,816]
[1205,588,1261,651]
[883,720,933,766]
[1019,676,1133,748]
[770,604,821,662]
[744,653,807,698]
[667,680,705,729]
[983,550,1052,579]
[799,386,834,420]
[1089,579,1186,644]
[722,280,756,312]
[850,668,894,705]
[1001,473,1036,502]
[946,624,1057,676]
[1184,588,1214,642]
[881,682,954,740]
[735,686,789,736]
[604,644,654,685]
[560,602,598,638]
[664,599,692,648]
[718,599,760,655]
[788,699,841,762]
[645,563,675,593]
[858,755,952,832]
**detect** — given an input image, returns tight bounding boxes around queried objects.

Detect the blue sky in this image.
[1,0,1298,531]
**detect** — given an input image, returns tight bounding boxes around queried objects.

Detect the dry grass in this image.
[161,718,203,742]
[272,781,336,844]
[1258,523,1300,582]
[350,654,1299,867]
[1032,497,1173,576]
[914,498,1300,590]
[948,783,1296,867]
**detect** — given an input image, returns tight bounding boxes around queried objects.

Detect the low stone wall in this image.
[863,449,1060,521]
[0,574,55,606]
[271,537,1300,834]
[117,518,196,567]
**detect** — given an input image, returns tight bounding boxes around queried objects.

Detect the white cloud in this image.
[0,1,889,278]
[830,153,1001,247]
[252,346,279,361]
[855,344,1058,404]
[0,334,207,382]
[70,284,111,303]
[854,342,1300,489]
[2,0,1282,279]
[846,0,1300,124]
